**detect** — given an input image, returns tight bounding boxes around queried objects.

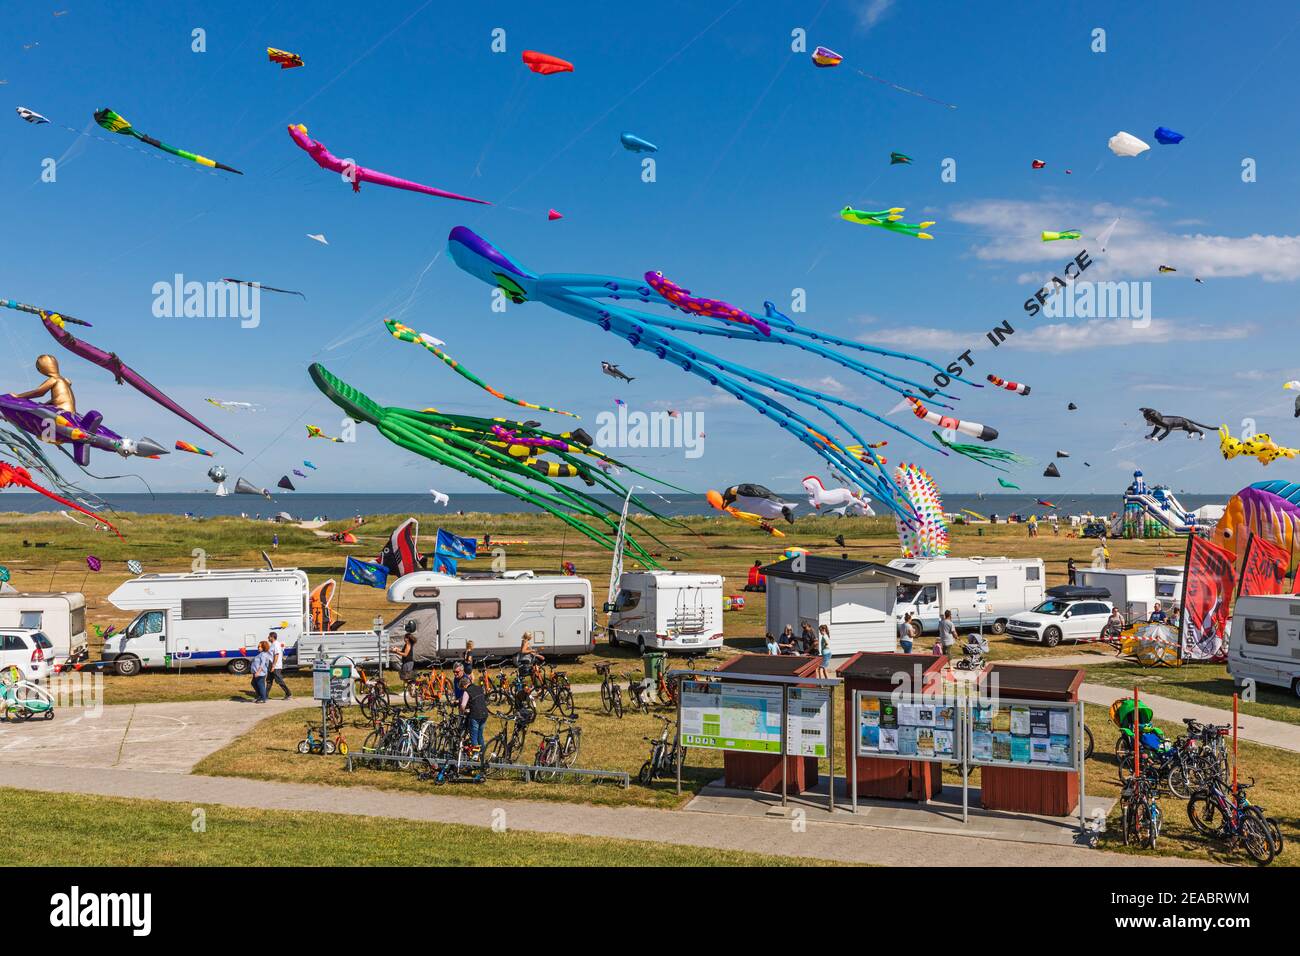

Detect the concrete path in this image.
[1078,684,1299,754]
[0,698,310,773]
[1,763,1200,867]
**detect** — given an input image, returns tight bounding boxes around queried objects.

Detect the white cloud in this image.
[950,199,1300,282]
[864,317,1250,355]
[855,0,895,32]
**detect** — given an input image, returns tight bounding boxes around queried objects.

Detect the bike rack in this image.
[344,751,631,788]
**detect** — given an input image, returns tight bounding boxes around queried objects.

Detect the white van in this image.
[887,556,1045,636]
[103,568,380,675]
[606,571,724,654]
[1075,568,1161,623]
[0,592,86,661]
[1228,595,1300,699]
[386,570,594,660]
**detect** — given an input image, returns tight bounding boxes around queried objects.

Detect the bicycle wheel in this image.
[1168,762,1200,800]
[638,760,655,786]
[403,683,423,711]
[600,682,613,714]
[560,728,581,768]
[1142,802,1159,849]
[1083,725,1095,761]
[1240,814,1276,864]
[555,686,576,719]
[1186,792,1219,834]
[1114,735,1134,779]
[1244,807,1283,856]
[612,686,624,719]
[326,701,343,730]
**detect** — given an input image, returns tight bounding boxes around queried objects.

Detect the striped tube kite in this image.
[94,108,242,174]
[308,364,690,564]
[384,319,578,417]
[175,440,215,457]
[986,374,1030,395]
[445,226,985,522]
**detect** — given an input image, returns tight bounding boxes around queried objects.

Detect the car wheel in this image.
[1043,626,1062,648]
[607,629,620,648]
[989,619,1007,636]
[1294,678,1300,701]
[908,621,922,639]
[227,658,252,675]
[114,655,141,677]
[637,637,647,656]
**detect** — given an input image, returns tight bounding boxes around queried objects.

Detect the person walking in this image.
[816,624,832,679]
[393,620,418,681]
[939,610,957,658]
[897,611,914,653]
[266,631,292,700]
[459,674,489,756]
[250,640,272,703]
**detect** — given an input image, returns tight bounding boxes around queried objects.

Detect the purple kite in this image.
[287,124,490,204]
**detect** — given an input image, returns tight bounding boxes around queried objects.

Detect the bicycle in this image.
[596,662,623,718]
[625,671,652,714]
[1187,777,1277,864]
[638,714,681,786]
[353,669,391,721]
[1119,763,1162,850]
[531,714,581,780]
[296,721,348,755]
[482,711,534,776]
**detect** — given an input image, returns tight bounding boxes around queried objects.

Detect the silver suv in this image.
[1006,586,1115,648]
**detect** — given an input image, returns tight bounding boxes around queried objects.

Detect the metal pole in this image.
[826,683,835,814]
[850,690,858,814]
[961,698,969,824]
[675,677,684,797]
[1078,700,1086,837]
[780,683,788,809]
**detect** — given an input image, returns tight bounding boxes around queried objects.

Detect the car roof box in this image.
[1046,584,1111,600]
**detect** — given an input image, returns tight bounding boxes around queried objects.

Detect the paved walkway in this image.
[1077,685,1299,753]
[1,763,1199,867]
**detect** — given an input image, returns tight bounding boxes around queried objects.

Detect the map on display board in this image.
[786,687,831,757]
[680,680,783,753]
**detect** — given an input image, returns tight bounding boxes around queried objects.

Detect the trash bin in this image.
[643,651,666,680]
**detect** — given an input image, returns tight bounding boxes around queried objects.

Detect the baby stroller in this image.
[955,633,989,671]
[0,665,55,722]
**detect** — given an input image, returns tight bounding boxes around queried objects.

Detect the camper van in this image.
[102,569,382,675]
[886,556,1045,636]
[1075,568,1161,623]
[386,570,594,660]
[1228,595,1300,699]
[606,571,724,654]
[0,591,87,660]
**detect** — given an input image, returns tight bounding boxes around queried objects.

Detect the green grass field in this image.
[0,786,829,867]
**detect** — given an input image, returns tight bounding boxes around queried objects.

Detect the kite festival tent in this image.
[761,556,918,655]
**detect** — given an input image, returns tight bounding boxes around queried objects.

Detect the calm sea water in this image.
[0,491,1233,521]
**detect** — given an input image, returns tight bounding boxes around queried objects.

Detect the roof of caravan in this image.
[387,570,591,601]
[0,591,84,601]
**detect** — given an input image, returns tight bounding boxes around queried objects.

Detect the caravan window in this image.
[554,594,585,609]
[948,577,979,591]
[181,598,229,621]
[70,606,85,636]
[984,576,998,591]
[1026,566,1041,581]
[18,611,42,629]
[457,599,501,620]
[613,590,641,612]
[1244,618,1279,647]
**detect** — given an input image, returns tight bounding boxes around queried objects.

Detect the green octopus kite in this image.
[932,430,1028,472]
[309,364,689,566]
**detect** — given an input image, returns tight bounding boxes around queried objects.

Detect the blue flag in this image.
[435,529,477,561]
[433,554,458,575]
[343,557,389,589]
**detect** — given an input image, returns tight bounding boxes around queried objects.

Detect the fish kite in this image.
[221,279,305,299]
[1154,127,1184,145]
[706,489,785,536]
[175,440,215,457]
[1041,230,1081,242]
[306,424,344,442]
[809,45,955,108]
[619,132,658,153]
[16,107,49,124]
[841,206,935,240]
[1108,131,1150,157]
[890,152,912,165]
[267,47,304,69]
[1218,425,1299,466]
[522,50,573,75]
[721,483,796,523]
[287,124,489,204]
[447,226,974,522]
[293,469,307,478]
[303,460,317,470]
[0,463,123,538]
[94,108,242,174]
[997,477,1020,490]
[986,374,1030,395]
[601,362,634,383]
[384,318,579,417]
[0,299,241,453]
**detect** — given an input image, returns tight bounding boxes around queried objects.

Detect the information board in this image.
[966,697,1078,772]
[786,687,831,757]
[854,692,960,763]
[679,680,783,753]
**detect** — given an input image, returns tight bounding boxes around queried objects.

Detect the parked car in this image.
[1005,585,1115,647]
[0,629,54,682]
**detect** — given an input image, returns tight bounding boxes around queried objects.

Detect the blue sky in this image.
[3,0,1299,501]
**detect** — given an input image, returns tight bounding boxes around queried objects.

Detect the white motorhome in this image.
[1228,595,1300,699]
[887,556,1045,636]
[103,569,382,675]
[386,570,594,660]
[606,571,724,654]
[1153,566,1186,607]
[0,591,86,660]
[1075,568,1163,623]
